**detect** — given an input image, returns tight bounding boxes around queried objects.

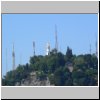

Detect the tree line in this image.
[2,47,98,86]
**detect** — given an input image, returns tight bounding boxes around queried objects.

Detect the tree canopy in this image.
[2,47,98,86]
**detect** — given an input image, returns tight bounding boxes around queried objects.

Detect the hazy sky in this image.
[2,14,98,76]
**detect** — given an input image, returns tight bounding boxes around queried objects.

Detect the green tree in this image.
[57,52,65,66]
[29,56,39,65]
[39,59,48,74]
[54,67,65,86]
[66,46,73,62]
[48,73,55,85]
[36,71,47,80]
[53,67,73,86]
[2,48,98,86]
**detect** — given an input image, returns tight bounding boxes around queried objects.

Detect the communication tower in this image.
[12,43,15,70]
[55,25,58,52]
[33,41,35,56]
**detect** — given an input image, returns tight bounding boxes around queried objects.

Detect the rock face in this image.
[15,72,51,86]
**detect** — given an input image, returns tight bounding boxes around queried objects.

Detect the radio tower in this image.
[55,25,58,52]
[90,44,91,54]
[95,36,98,57]
[33,41,35,56]
[20,53,22,65]
[12,43,15,70]
[6,48,8,74]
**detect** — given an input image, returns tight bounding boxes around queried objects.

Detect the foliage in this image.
[2,47,98,86]
[36,71,47,80]
[66,46,73,62]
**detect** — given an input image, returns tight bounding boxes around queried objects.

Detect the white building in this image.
[46,42,50,55]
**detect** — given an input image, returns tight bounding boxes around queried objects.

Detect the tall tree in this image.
[66,46,73,62]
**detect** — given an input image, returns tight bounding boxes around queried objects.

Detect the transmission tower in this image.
[20,53,22,65]
[90,44,91,54]
[12,43,15,71]
[33,41,35,56]
[95,39,98,57]
[95,34,98,57]
[55,25,58,52]
[6,48,8,74]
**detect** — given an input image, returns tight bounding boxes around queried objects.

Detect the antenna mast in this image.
[95,34,98,57]
[20,53,22,65]
[33,41,35,56]
[12,43,15,70]
[6,48,8,74]
[55,25,58,52]
[90,44,91,54]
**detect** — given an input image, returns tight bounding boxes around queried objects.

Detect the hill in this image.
[2,47,98,86]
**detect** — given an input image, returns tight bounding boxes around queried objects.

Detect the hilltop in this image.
[2,47,98,86]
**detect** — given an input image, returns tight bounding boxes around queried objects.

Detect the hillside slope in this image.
[15,72,51,86]
[2,48,98,86]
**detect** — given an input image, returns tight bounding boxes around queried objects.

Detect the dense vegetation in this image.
[2,47,98,86]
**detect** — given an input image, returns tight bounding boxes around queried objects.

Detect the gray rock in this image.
[15,71,51,86]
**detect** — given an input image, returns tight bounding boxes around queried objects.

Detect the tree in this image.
[47,56,57,73]
[50,49,57,55]
[48,73,55,85]
[91,55,98,69]
[2,48,98,86]
[73,55,85,71]
[53,67,73,86]
[72,69,86,86]
[29,56,39,65]
[54,67,65,86]
[84,54,92,68]
[66,46,73,62]
[39,59,48,74]
[2,71,15,86]
[57,52,65,66]
[36,71,47,81]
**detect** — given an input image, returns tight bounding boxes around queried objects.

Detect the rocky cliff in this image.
[15,72,51,86]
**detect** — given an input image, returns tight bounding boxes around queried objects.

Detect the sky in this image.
[2,14,98,76]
